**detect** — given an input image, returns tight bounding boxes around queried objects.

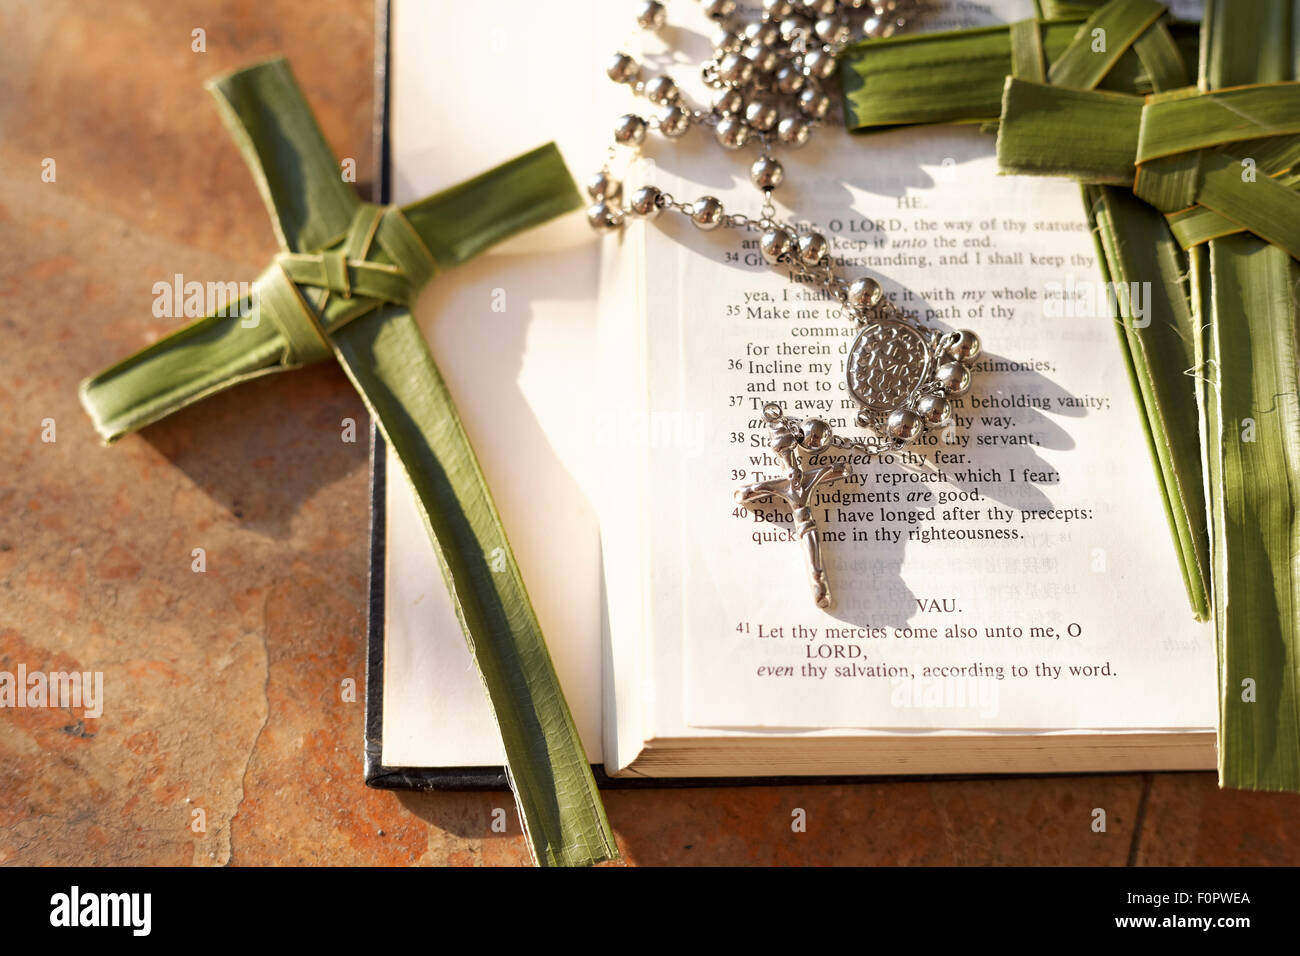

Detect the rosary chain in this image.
[592,3,988,610]
[590,0,966,458]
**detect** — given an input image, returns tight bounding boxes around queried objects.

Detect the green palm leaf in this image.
[842,0,1300,790]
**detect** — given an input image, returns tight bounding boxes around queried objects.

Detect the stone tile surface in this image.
[1,0,1296,867]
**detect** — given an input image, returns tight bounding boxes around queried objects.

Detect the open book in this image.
[371,0,1215,785]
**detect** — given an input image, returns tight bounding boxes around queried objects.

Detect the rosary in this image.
[589,0,982,608]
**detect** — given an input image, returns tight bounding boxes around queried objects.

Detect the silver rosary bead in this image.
[815,17,851,45]
[847,276,882,308]
[776,115,811,147]
[702,0,737,19]
[885,407,923,443]
[744,44,779,74]
[779,16,813,43]
[807,0,839,17]
[711,87,744,115]
[762,0,794,19]
[743,21,780,47]
[691,196,726,230]
[613,113,648,145]
[936,361,972,395]
[798,88,831,119]
[797,231,829,265]
[751,156,785,190]
[586,170,621,202]
[760,228,795,264]
[712,28,744,54]
[587,201,625,232]
[657,104,691,138]
[863,14,902,38]
[744,95,779,132]
[607,53,641,84]
[634,0,667,31]
[802,47,838,80]
[945,329,982,363]
[643,75,678,105]
[915,394,953,428]
[715,115,752,149]
[775,64,806,95]
[628,185,663,218]
[717,52,755,87]
[801,418,832,450]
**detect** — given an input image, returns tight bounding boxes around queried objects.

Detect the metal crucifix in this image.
[735,405,851,609]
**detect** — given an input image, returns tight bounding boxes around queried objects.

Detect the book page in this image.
[382,0,625,767]
[615,0,1217,735]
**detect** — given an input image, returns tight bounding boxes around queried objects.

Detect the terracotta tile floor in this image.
[1,0,1296,866]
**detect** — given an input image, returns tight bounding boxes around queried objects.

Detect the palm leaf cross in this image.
[78,57,617,866]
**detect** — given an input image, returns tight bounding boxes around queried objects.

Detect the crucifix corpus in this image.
[735,404,851,609]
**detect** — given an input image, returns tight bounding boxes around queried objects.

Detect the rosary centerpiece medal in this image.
[738,314,981,609]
